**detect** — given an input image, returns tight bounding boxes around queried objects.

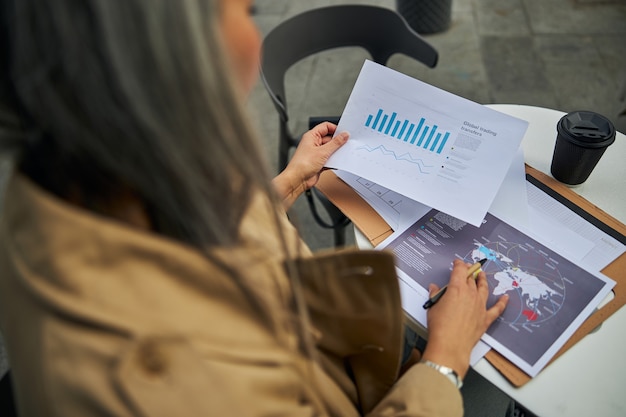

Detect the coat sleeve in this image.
[366,363,463,417]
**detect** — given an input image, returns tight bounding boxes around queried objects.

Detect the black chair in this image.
[261,5,438,247]
[0,371,17,417]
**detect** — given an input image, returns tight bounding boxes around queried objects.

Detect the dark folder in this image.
[316,164,626,387]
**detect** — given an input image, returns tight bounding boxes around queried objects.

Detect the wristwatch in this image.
[420,360,463,389]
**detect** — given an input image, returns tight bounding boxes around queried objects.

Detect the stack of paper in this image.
[324,60,621,378]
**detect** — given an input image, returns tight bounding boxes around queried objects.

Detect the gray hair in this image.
[0,0,325,376]
[1,0,276,248]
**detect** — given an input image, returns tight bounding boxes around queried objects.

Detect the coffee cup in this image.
[550,111,616,186]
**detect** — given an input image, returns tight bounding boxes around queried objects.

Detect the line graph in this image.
[356,144,434,173]
[324,60,529,227]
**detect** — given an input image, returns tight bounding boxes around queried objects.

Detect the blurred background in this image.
[248,0,626,251]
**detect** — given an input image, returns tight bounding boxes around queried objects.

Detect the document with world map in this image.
[381,209,616,377]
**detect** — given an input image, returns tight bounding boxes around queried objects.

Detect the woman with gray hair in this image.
[0,0,508,416]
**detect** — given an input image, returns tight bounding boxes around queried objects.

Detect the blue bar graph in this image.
[384,113,397,135]
[378,114,388,132]
[371,109,383,129]
[364,108,450,154]
[410,119,425,144]
[416,127,429,147]
[437,133,450,153]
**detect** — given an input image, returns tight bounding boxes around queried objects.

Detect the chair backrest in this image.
[0,371,17,417]
[261,5,439,123]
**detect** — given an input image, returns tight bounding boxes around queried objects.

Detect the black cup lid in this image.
[557,111,616,148]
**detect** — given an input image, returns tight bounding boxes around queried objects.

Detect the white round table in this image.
[490,104,625,224]
[477,105,626,417]
[355,104,626,417]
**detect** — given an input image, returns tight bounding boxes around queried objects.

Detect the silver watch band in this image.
[420,359,463,389]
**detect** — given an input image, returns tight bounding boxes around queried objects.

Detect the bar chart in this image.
[364,108,451,154]
[325,60,529,227]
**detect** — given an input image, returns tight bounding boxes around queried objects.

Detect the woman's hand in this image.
[272,122,348,209]
[421,259,509,380]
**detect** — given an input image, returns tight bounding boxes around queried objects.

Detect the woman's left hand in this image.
[272,122,348,209]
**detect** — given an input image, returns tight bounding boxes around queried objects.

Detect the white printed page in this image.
[380,209,616,377]
[326,60,529,227]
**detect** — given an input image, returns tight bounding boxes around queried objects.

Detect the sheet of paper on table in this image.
[380,209,616,377]
[336,149,625,373]
[335,146,529,232]
[325,60,529,227]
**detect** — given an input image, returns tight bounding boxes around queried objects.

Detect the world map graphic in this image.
[467,243,566,330]
[388,209,613,371]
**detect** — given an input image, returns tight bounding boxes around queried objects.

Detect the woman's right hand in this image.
[272,122,348,209]
[420,259,509,379]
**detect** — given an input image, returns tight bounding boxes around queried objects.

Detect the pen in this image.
[422,258,487,309]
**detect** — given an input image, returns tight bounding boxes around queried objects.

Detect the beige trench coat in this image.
[0,174,462,416]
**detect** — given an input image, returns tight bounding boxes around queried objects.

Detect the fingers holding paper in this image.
[272,122,349,209]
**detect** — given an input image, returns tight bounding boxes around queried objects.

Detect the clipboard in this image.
[316,165,626,387]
